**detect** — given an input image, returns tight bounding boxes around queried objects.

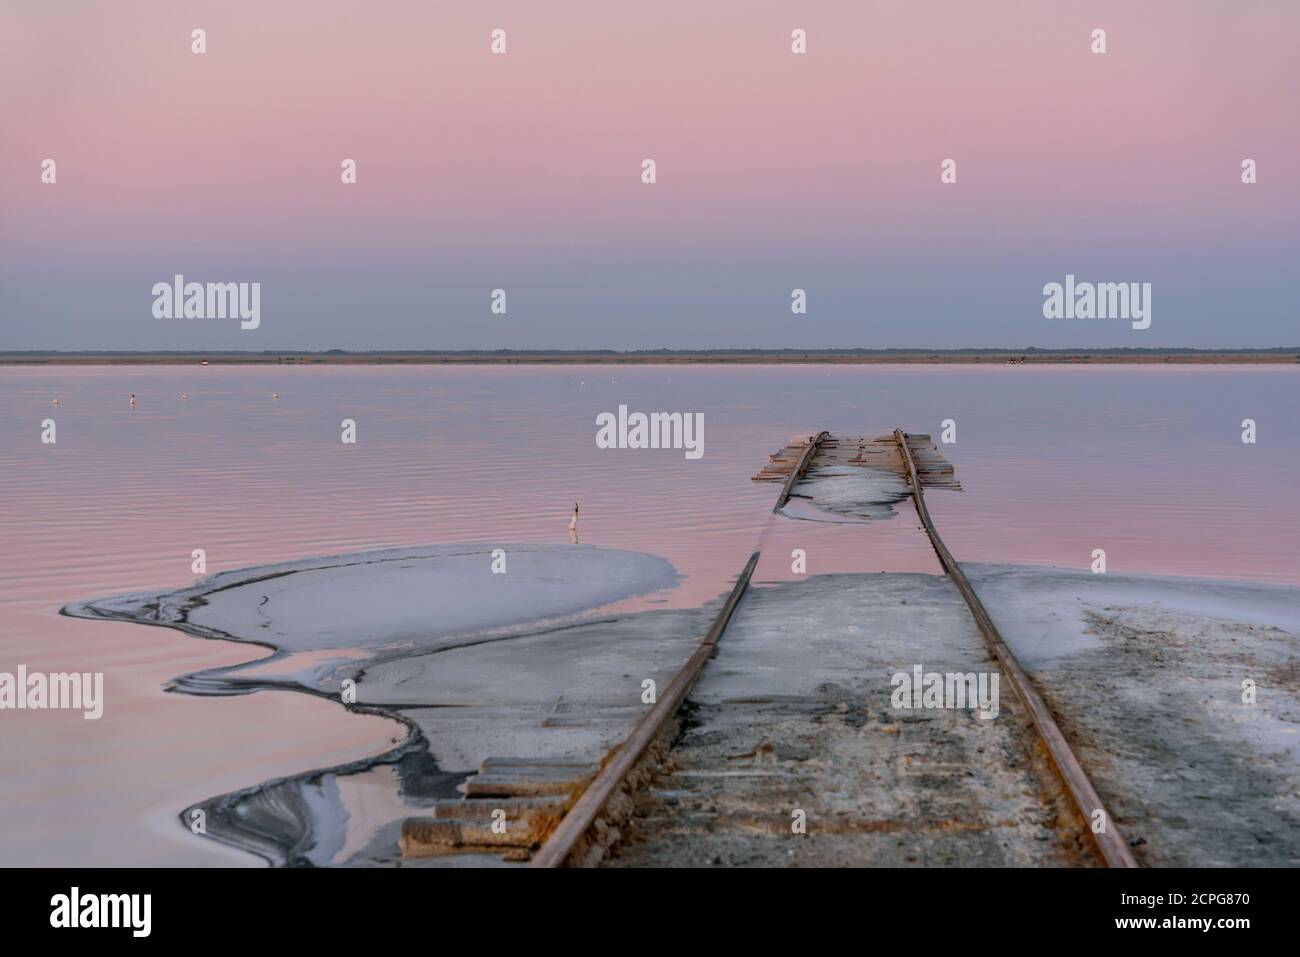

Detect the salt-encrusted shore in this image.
[63,543,686,865]
[65,542,680,656]
[615,566,1299,867]
[611,572,1093,867]
[967,563,1300,867]
[65,548,1300,867]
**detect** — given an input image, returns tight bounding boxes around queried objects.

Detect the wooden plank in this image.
[430,797,566,819]
[905,434,962,489]
[529,550,762,867]
[401,817,541,854]
[479,757,598,772]
[459,772,592,798]
[759,432,958,490]
[893,429,1137,868]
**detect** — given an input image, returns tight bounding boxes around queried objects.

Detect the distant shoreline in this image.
[3,349,1298,366]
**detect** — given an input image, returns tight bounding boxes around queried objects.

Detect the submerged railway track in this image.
[404,428,1137,868]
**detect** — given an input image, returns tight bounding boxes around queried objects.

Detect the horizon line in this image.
[3,346,1298,367]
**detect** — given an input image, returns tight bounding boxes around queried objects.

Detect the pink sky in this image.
[2,1,1297,350]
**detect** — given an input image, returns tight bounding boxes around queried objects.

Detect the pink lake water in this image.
[1,364,1297,864]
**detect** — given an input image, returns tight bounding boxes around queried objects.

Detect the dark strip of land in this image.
[2,348,1297,366]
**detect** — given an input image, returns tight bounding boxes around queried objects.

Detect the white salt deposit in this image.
[68,543,680,654]
[783,465,912,520]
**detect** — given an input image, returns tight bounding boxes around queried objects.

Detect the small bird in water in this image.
[129,393,136,409]
[272,393,279,399]
[568,503,579,531]
[180,393,188,400]
[52,398,59,406]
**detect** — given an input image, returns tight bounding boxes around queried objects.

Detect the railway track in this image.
[528,551,761,867]
[771,430,829,511]
[424,427,1136,867]
[893,429,1138,868]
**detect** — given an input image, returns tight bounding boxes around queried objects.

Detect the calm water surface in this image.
[2,364,1297,864]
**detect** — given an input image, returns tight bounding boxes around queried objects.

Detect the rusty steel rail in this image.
[893,429,1138,868]
[529,550,761,867]
[772,430,830,512]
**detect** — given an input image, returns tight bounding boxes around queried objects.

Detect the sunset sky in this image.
[2,0,1297,350]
